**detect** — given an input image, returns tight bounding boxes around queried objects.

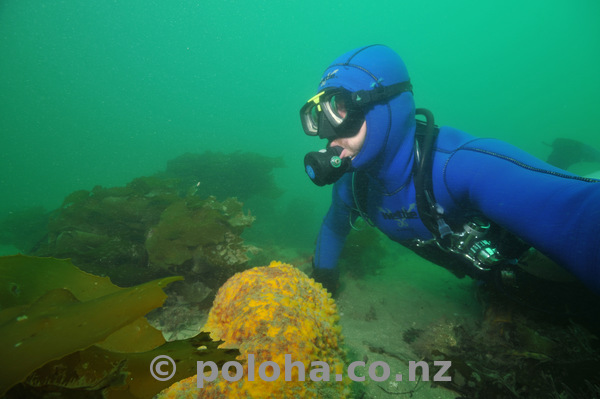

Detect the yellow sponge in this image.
[159,261,348,398]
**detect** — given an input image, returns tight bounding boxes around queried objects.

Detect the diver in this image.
[300,44,600,306]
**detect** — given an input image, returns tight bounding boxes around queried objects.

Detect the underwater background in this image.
[2,1,600,398]
[2,0,600,254]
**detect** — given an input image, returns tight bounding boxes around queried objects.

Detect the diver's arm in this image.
[313,221,345,295]
[442,138,600,293]
[313,180,354,294]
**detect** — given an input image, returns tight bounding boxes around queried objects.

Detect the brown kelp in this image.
[29,152,280,287]
[0,255,238,398]
[0,151,284,287]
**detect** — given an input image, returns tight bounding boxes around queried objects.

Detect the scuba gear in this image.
[300,88,365,139]
[300,77,413,186]
[447,217,501,271]
[408,114,600,317]
[412,109,450,242]
[410,109,520,277]
[309,45,600,314]
[304,146,352,186]
[312,45,416,173]
[345,108,513,278]
[300,81,413,139]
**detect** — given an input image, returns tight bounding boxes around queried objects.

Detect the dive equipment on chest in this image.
[412,109,513,277]
[439,217,502,271]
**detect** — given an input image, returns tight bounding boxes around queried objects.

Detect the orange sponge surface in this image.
[159,261,348,398]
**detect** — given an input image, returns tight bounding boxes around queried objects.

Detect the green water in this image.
[1,0,599,251]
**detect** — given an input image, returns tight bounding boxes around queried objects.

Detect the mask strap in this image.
[351,80,413,106]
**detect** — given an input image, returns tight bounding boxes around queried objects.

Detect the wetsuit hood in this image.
[317,44,416,189]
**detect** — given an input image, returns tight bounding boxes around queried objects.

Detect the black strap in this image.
[352,170,371,225]
[352,81,413,106]
[413,108,444,240]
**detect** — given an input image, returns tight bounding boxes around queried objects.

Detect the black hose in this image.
[413,108,440,238]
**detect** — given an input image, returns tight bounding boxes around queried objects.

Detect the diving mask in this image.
[299,81,413,140]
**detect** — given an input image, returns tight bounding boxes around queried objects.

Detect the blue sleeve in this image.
[314,175,355,270]
[441,137,600,293]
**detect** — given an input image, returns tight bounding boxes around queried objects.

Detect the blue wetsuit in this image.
[310,45,600,293]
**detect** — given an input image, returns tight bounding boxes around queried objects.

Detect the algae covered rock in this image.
[28,151,278,287]
[145,196,257,288]
[33,177,180,285]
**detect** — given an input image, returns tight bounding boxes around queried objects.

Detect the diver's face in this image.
[330,120,366,160]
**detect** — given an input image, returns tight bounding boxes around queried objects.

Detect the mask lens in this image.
[322,93,347,127]
[300,103,320,136]
[328,94,347,123]
[300,88,358,138]
[309,105,319,127]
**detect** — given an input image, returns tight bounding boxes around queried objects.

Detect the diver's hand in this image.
[312,262,340,297]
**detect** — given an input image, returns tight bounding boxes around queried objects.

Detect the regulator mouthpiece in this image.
[304,146,352,186]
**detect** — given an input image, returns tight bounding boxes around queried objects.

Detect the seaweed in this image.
[32,165,259,287]
[0,255,238,398]
[32,180,179,286]
[145,196,257,288]
[9,331,238,399]
[1,151,283,289]
[0,151,284,396]
[402,284,600,398]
